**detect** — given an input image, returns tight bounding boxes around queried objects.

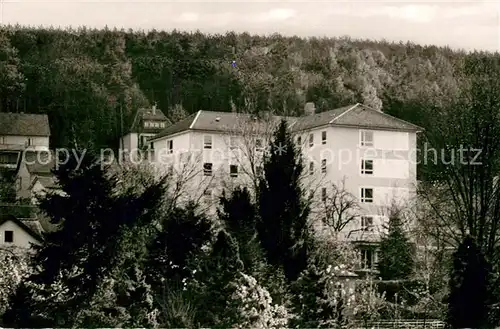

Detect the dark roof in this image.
[151,111,297,141]
[0,214,43,242]
[0,113,50,137]
[151,112,198,140]
[128,106,171,134]
[150,103,423,140]
[291,105,355,131]
[330,103,423,132]
[293,103,422,132]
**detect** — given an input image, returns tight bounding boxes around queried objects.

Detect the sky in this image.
[0,0,499,52]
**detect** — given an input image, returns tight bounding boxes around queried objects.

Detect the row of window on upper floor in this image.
[308,159,373,175]
[164,130,375,153]
[200,158,373,178]
[311,186,374,204]
[144,121,167,129]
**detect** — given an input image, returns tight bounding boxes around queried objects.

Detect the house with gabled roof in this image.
[0,214,43,249]
[141,102,423,272]
[14,150,57,202]
[0,112,50,170]
[120,104,172,158]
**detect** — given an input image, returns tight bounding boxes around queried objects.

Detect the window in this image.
[321,187,327,202]
[203,163,213,176]
[167,140,173,154]
[255,139,264,152]
[160,122,165,128]
[361,159,374,175]
[309,134,314,147]
[140,135,148,148]
[230,136,238,149]
[204,135,213,149]
[297,136,302,145]
[360,249,374,269]
[256,166,263,177]
[361,216,374,231]
[321,131,327,144]
[230,164,238,177]
[361,188,373,203]
[321,159,327,173]
[4,230,13,243]
[360,130,374,147]
[309,162,314,175]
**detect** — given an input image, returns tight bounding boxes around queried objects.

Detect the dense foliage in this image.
[0,25,467,151]
[257,119,310,282]
[447,236,492,329]
[377,212,415,280]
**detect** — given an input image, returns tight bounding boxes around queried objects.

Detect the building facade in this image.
[0,112,50,170]
[144,103,422,271]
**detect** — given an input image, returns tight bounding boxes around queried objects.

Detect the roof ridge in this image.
[329,103,360,124]
[358,104,424,131]
[189,110,202,129]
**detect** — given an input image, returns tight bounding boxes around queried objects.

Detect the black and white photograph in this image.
[0,1,498,328]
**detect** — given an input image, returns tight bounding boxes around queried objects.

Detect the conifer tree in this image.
[257,118,310,282]
[3,150,166,327]
[447,235,491,329]
[218,187,261,273]
[377,212,415,280]
[146,201,213,285]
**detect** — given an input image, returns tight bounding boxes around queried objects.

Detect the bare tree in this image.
[312,177,360,234]
[416,54,500,259]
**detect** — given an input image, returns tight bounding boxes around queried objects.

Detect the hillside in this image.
[0,25,474,149]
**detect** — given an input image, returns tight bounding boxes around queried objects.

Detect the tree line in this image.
[0,25,467,152]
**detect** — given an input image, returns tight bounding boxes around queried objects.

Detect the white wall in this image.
[299,126,416,239]
[150,124,418,241]
[121,133,138,151]
[0,220,40,249]
[0,135,49,151]
[371,131,409,151]
[370,159,410,179]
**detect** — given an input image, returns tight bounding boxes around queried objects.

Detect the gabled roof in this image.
[128,106,171,134]
[150,103,423,141]
[291,105,355,131]
[0,113,50,137]
[0,214,43,242]
[292,103,423,132]
[151,110,297,141]
[29,175,57,190]
[330,103,423,132]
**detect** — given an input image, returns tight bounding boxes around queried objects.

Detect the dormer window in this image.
[160,122,165,128]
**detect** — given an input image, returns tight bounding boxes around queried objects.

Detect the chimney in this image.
[304,102,315,116]
[152,103,157,114]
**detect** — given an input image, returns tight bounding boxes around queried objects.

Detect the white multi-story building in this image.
[145,103,422,271]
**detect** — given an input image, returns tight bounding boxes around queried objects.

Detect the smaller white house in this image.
[0,215,43,249]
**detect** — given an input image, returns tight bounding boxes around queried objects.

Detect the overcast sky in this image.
[1,0,498,52]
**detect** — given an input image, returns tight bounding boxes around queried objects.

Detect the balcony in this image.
[346,228,381,244]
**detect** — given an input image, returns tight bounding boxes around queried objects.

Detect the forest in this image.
[2,25,500,328]
[0,25,467,150]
